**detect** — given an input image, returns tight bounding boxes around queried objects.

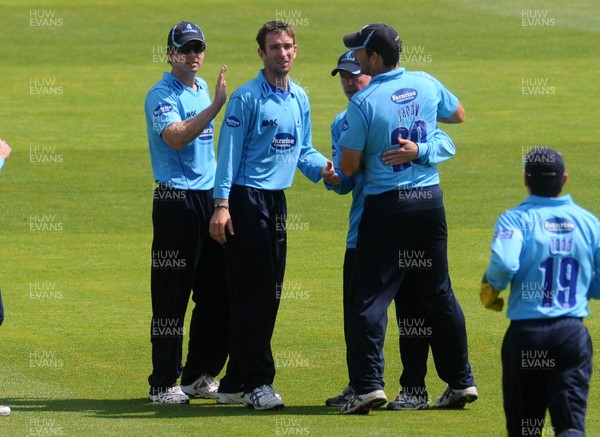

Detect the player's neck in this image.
[171,69,197,89]
[372,65,398,78]
[263,71,289,91]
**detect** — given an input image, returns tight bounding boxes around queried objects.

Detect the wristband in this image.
[214,204,229,209]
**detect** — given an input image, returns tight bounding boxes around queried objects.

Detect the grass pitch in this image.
[1,0,599,435]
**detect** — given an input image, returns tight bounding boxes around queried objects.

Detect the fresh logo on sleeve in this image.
[391,88,418,104]
[153,103,173,116]
[544,218,575,234]
[494,230,514,240]
[225,116,241,128]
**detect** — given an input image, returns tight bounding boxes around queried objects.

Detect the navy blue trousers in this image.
[219,185,287,393]
[502,317,592,437]
[347,186,475,394]
[343,248,430,394]
[148,187,230,390]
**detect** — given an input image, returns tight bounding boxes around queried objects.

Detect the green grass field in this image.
[1,0,599,435]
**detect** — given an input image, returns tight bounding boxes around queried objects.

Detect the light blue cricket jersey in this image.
[325,110,366,249]
[340,67,458,195]
[486,194,600,320]
[213,70,328,199]
[145,72,216,190]
[327,110,456,248]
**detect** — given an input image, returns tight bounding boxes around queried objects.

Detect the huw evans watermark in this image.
[398,317,432,338]
[521,10,556,27]
[29,418,64,436]
[29,214,63,232]
[276,281,310,300]
[30,78,63,95]
[29,350,64,369]
[30,145,63,163]
[274,10,309,27]
[398,250,432,270]
[275,418,309,435]
[274,350,310,368]
[29,281,63,300]
[151,318,184,338]
[521,350,555,370]
[521,78,555,95]
[29,9,63,28]
[151,250,187,269]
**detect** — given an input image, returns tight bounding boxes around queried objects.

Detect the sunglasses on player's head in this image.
[177,42,205,54]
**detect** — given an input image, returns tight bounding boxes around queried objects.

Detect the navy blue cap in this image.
[524,147,565,196]
[343,23,402,56]
[331,50,361,76]
[167,21,206,49]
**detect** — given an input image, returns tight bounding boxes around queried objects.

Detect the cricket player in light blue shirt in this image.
[209,21,331,411]
[337,23,477,415]
[144,21,230,405]
[341,68,459,195]
[481,147,600,436]
[146,71,218,190]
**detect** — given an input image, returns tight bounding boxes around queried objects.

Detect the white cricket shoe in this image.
[148,386,190,404]
[341,390,387,415]
[215,391,244,405]
[0,405,10,416]
[325,386,355,407]
[434,385,478,408]
[180,374,219,399]
[242,384,284,410]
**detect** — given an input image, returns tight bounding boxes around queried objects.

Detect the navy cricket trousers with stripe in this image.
[502,317,592,437]
[148,187,230,390]
[219,185,287,393]
[346,185,475,394]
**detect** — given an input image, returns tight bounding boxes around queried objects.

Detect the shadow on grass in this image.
[4,398,340,418]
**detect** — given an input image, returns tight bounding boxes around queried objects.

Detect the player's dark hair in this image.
[526,176,563,197]
[365,46,400,68]
[256,21,296,52]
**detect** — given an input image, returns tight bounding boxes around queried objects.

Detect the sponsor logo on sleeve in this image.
[544,217,575,234]
[225,116,241,128]
[342,120,349,131]
[391,88,418,104]
[494,230,514,240]
[153,103,173,116]
[271,133,297,152]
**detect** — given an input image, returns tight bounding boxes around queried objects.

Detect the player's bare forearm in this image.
[340,148,362,177]
[162,66,228,151]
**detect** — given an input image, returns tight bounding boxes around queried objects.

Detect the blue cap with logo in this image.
[168,21,206,49]
[331,50,361,76]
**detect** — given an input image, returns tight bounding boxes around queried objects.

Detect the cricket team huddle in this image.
[139,18,600,436]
